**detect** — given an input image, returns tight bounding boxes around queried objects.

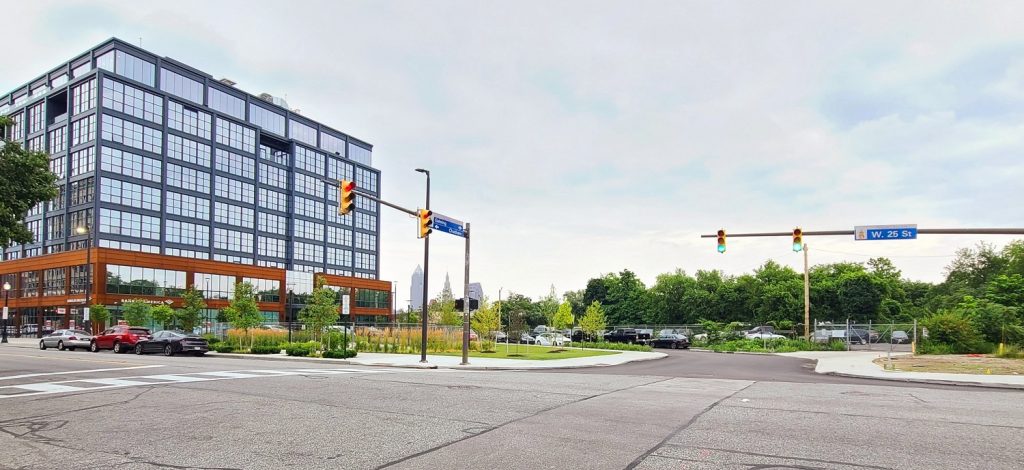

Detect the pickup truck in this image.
[603,328,652,344]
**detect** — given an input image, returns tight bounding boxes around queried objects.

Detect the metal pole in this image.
[912,318,917,355]
[2,286,9,343]
[419,170,431,363]
[83,235,92,333]
[499,287,506,354]
[803,243,809,341]
[461,223,471,365]
[287,289,293,343]
[868,319,872,351]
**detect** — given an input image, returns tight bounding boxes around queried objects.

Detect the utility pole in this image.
[803,243,810,341]
[461,223,471,365]
[416,169,431,363]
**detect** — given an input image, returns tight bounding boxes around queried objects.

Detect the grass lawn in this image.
[425,346,619,360]
[874,355,1024,375]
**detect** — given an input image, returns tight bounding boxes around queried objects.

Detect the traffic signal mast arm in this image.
[701,228,1024,238]
[321,177,418,217]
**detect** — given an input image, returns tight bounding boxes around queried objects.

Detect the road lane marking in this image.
[77,378,158,387]
[191,371,268,379]
[0,365,164,381]
[9,383,89,393]
[143,374,211,383]
[0,352,142,366]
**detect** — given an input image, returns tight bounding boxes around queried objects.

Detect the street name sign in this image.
[431,212,466,238]
[854,224,918,241]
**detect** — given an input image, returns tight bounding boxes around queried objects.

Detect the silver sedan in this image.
[39,329,93,351]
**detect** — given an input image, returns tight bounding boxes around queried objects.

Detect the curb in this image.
[822,370,1024,391]
[207,350,666,371]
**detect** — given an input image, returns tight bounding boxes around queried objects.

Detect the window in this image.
[164,247,209,260]
[165,219,209,247]
[50,155,67,180]
[320,132,345,156]
[356,289,389,309]
[72,61,92,78]
[71,115,96,147]
[259,144,289,165]
[100,177,161,211]
[98,239,159,253]
[101,78,163,124]
[294,219,324,241]
[167,134,211,166]
[214,201,254,228]
[70,147,96,177]
[101,115,162,154]
[105,265,186,297]
[166,163,210,193]
[356,167,379,194]
[213,228,253,253]
[99,208,160,240]
[49,185,66,211]
[328,226,352,246]
[21,271,39,297]
[294,172,324,199]
[293,241,323,263]
[289,119,316,146]
[348,142,372,166]
[258,260,284,269]
[69,209,92,233]
[52,74,69,89]
[257,212,286,235]
[160,68,203,104]
[71,78,97,115]
[46,214,65,240]
[215,148,255,179]
[100,147,162,182]
[96,49,155,86]
[4,112,23,141]
[44,268,67,296]
[244,278,281,302]
[49,126,67,155]
[258,163,287,188]
[27,203,44,218]
[167,191,210,219]
[257,237,286,259]
[214,176,254,204]
[355,232,376,251]
[215,119,256,153]
[327,247,351,267]
[208,87,245,120]
[214,254,252,264]
[355,252,377,271]
[258,188,287,213]
[327,157,354,181]
[355,212,376,231]
[195,273,235,300]
[70,177,95,206]
[28,102,45,134]
[295,146,325,175]
[249,104,284,135]
[168,101,212,140]
[25,220,42,243]
[70,265,91,295]
[28,135,44,152]
[293,196,323,219]
[355,196,377,213]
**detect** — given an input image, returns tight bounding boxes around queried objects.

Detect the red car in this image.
[90,326,152,353]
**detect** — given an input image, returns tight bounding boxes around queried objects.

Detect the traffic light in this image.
[716,229,726,253]
[418,209,433,238]
[792,228,803,252]
[339,179,356,215]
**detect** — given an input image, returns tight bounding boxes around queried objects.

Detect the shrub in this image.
[922,310,986,353]
[828,341,848,351]
[996,344,1024,359]
[212,344,235,353]
[249,345,283,354]
[918,341,955,355]
[284,341,319,357]
[479,340,496,352]
[579,342,653,352]
[322,349,358,359]
[228,328,288,349]
[203,334,221,345]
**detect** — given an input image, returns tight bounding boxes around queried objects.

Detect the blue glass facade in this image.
[1,38,380,279]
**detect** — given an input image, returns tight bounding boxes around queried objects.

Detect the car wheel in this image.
[39,341,46,350]
[112,341,122,354]
[164,344,174,357]
[57,341,65,351]
[68,347,76,351]
[195,352,206,357]
[135,344,144,355]
[90,341,99,352]
[671,342,678,349]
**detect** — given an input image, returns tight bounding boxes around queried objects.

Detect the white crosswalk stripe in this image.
[0,367,395,399]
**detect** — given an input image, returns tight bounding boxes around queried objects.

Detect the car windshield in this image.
[129,329,151,336]
[71,330,90,336]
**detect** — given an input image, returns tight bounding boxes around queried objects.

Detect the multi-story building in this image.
[409,265,423,311]
[0,38,392,335]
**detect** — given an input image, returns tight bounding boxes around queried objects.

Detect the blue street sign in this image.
[431,212,466,238]
[854,224,918,241]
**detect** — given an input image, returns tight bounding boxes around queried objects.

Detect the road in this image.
[1,345,1022,469]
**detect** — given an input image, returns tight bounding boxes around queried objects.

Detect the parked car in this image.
[494,331,509,343]
[604,328,651,344]
[650,333,690,349]
[135,331,209,356]
[39,329,92,351]
[469,330,478,341]
[533,325,550,335]
[890,330,910,344]
[746,325,776,336]
[261,324,287,331]
[90,326,152,353]
[535,333,569,347]
[744,332,786,340]
[519,333,537,344]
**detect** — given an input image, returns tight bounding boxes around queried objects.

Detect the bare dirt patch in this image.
[875,355,1024,375]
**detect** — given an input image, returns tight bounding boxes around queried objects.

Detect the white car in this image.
[535,333,569,347]
[745,332,786,340]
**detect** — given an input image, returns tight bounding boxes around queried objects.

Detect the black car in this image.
[650,333,690,349]
[134,331,209,356]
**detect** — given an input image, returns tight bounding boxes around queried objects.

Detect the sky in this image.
[4,1,1024,305]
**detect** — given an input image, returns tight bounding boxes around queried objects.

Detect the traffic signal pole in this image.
[461,223,471,365]
[803,243,810,341]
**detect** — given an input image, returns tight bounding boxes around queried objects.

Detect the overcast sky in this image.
[5,1,1024,304]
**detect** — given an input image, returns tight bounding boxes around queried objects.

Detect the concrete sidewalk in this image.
[1,337,666,370]
[779,350,1024,389]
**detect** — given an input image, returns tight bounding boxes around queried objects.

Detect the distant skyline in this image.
[4,1,1024,301]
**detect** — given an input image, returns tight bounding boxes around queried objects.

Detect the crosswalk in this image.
[0,368,391,399]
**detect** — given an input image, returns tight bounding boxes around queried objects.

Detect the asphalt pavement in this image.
[1,345,1022,469]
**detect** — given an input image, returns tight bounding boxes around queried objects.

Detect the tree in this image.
[0,116,59,249]
[579,301,607,342]
[151,304,176,330]
[551,300,574,331]
[89,304,110,332]
[470,300,500,351]
[299,277,341,350]
[122,301,152,327]
[179,286,207,333]
[223,282,263,349]
[437,298,461,326]
[537,284,560,326]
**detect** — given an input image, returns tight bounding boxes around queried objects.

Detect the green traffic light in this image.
[717,245,726,253]
[793,242,803,252]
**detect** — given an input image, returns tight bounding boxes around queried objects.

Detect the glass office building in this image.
[0,38,392,333]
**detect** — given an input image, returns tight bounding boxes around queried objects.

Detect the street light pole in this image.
[415,168,430,363]
[2,282,10,344]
